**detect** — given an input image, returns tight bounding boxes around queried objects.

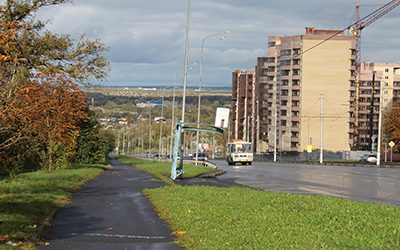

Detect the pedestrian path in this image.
[39,158,179,250]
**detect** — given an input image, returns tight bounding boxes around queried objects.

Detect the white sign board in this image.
[389,141,395,148]
[215,108,230,128]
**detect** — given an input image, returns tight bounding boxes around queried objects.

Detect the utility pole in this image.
[273,105,277,162]
[141,120,144,157]
[320,92,324,164]
[148,108,152,159]
[369,72,376,151]
[158,96,164,161]
[377,80,384,166]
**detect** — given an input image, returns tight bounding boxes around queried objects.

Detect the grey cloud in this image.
[35,0,400,86]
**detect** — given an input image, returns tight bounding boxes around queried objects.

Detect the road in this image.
[212,160,400,206]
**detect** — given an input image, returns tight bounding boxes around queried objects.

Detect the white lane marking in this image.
[71,233,166,239]
[364,180,372,183]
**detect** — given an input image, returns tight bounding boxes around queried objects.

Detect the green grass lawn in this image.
[116,156,217,184]
[0,164,111,248]
[145,185,400,250]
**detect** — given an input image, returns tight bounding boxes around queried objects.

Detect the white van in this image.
[226,141,253,165]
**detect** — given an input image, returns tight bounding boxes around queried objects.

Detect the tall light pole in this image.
[181,0,191,123]
[158,96,164,161]
[169,64,197,162]
[169,71,178,162]
[377,80,384,166]
[194,31,229,164]
[320,91,324,164]
[148,107,152,159]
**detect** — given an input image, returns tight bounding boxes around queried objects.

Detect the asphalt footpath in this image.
[38,158,180,250]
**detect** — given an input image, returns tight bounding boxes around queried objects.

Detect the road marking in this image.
[364,180,372,183]
[71,233,166,239]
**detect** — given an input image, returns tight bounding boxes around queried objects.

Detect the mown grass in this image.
[0,164,111,248]
[145,185,400,250]
[116,156,217,184]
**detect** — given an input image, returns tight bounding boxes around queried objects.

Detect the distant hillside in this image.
[84,87,231,107]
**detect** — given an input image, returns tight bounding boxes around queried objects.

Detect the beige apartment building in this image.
[265,27,356,152]
[350,62,400,150]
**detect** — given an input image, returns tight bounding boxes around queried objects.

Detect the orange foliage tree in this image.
[383,101,400,153]
[1,77,87,171]
[0,1,109,173]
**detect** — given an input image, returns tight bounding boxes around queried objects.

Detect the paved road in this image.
[212,160,400,206]
[39,158,179,250]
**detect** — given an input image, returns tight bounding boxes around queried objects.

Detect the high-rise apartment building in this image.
[231,69,260,152]
[350,62,400,150]
[265,27,356,152]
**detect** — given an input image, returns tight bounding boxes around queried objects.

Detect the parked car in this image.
[192,152,208,161]
[360,153,377,163]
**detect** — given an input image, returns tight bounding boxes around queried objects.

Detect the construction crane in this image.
[348,0,400,149]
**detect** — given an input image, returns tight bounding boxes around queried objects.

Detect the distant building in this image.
[263,27,356,152]
[350,62,400,150]
[231,69,261,152]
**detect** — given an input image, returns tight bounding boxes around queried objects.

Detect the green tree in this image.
[75,109,106,164]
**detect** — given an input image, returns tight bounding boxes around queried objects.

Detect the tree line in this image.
[0,0,112,176]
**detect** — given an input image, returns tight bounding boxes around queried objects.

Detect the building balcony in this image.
[291,73,300,78]
[291,126,300,132]
[292,64,301,69]
[291,116,300,121]
[280,95,289,101]
[292,85,301,90]
[291,137,300,143]
[291,106,301,111]
[291,95,301,101]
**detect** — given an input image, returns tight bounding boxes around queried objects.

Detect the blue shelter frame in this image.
[171,122,224,180]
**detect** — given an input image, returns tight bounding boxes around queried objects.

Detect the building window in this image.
[385,68,389,72]
[281,100,288,106]
[280,60,291,66]
[292,90,300,96]
[292,69,300,75]
[268,42,276,47]
[281,110,287,116]
[292,80,300,86]
[384,90,388,95]
[385,76,389,79]
[293,48,301,55]
[281,49,291,56]
[281,70,290,76]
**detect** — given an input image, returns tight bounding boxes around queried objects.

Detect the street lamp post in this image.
[181,0,191,123]
[169,64,197,162]
[158,96,164,161]
[194,31,229,164]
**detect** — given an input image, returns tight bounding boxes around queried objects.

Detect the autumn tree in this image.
[0,77,87,171]
[0,0,110,173]
[383,101,400,153]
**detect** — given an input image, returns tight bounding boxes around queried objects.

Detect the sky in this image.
[36,0,400,87]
